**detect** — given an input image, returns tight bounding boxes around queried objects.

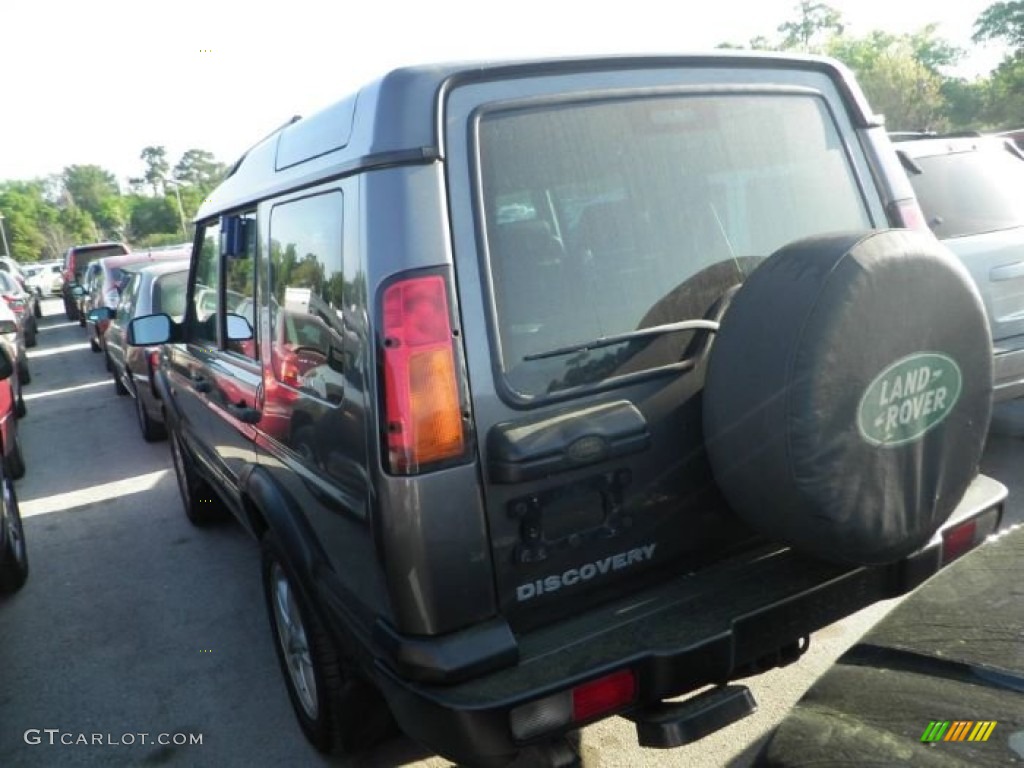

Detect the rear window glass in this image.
[909,145,1024,239]
[70,245,129,278]
[477,93,871,398]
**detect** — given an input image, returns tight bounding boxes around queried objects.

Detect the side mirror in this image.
[226,312,253,341]
[0,346,14,381]
[87,307,115,323]
[128,314,172,346]
[71,285,85,298]
[0,320,16,336]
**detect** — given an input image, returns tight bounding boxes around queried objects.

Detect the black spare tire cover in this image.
[702,230,992,565]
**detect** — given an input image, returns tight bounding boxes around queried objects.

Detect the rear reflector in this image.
[942,506,1000,565]
[382,275,465,474]
[572,669,637,722]
[509,669,636,742]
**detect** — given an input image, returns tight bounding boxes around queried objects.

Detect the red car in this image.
[62,242,130,321]
[0,322,26,481]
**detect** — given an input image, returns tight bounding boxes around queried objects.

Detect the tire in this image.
[703,230,992,565]
[90,335,101,353]
[112,359,127,396]
[24,320,37,348]
[134,383,166,442]
[169,427,224,526]
[0,475,28,593]
[4,432,26,481]
[78,313,86,328]
[261,532,393,755]
[33,301,41,319]
[17,362,30,387]
[64,299,76,321]
[15,392,25,419]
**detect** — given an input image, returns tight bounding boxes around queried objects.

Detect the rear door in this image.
[443,66,887,625]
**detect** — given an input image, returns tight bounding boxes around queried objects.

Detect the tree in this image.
[828,33,950,130]
[140,146,170,195]
[173,149,227,189]
[778,2,845,52]
[973,1,1024,49]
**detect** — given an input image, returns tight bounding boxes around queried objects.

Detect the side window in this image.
[116,273,138,323]
[187,220,222,347]
[268,192,345,401]
[153,271,188,323]
[225,212,258,360]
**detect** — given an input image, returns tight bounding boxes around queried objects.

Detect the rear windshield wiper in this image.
[523,319,719,361]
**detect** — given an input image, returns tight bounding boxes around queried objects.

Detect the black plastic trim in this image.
[374,616,518,684]
[487,400,650,483]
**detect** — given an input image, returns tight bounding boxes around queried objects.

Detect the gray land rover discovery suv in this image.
[128,53,1005,766]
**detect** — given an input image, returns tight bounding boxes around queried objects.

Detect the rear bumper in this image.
[372,474,1006,766]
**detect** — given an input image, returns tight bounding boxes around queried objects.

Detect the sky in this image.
[0,0,1008,186]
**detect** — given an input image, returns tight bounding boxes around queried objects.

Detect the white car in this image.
[24,263,63,297]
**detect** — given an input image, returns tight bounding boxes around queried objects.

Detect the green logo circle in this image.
[857,352,962,447]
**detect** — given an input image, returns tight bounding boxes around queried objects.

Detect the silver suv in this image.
[892,132,1024,401]
[128,54,1005,765]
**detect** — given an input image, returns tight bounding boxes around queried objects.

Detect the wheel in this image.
[90,335,101,353]
[0,475,28,593]
[64,299,76,320]
[261,532,393,754]
[78,313,86,328]
[33,301,41,319]
[24,326,36,349]
[169,427,224,526]
[15,391,25,419]
[3,431,26,481]
[134,383,166,442]
[17,362,30,387]
[704,230,992,565]
[112,359,127,396]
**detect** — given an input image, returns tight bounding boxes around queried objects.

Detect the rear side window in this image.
[476,93,871,398]
[154,271,188,322]
[909,145,1024,238]
[69,245,129,280]
[268,192,347,400]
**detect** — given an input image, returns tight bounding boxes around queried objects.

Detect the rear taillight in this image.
[888,199,931,234]
[941,506,1000,565]
[381,273,466,474]
[510,669,637,741]
[277,355,301,387]
[2,294,23,311]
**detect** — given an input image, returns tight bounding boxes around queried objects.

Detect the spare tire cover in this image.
[702,230,992,565]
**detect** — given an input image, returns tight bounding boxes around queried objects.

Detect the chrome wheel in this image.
[270,562,318,719]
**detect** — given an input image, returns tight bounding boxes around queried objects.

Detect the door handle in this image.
[226,402,261,424]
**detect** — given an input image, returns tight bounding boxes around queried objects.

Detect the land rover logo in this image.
[857,352,962,447]
[567,435,608,464]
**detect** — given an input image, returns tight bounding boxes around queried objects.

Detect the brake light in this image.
[381,274,465,474]
[277,355,301,387]
[888,199,931,233]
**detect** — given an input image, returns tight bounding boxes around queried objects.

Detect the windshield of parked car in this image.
[477,92,871,397]
[153,271,188,322]
[909,144,1024,239]
[71,245,129,280]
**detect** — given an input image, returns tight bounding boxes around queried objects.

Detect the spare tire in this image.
[702,230,992,565]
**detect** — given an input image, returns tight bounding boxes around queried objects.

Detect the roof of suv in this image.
[200,52,876,220]
[891,133,1021,159]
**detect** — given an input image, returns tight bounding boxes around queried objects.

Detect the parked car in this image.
[81,248,191,356]
[0,271,37,349]
[758,517,1021,768]
[0,338,26,483]
[0,301,27,418]
[93,259,190,441]
[0,345,27,595]
[61,241,130,320]
[24,261,63,298]
[127,54,1005,766]
[892,133,1024,401]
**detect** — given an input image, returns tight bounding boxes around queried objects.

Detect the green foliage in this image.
[973,1,1024,49]
[174,149,227,189]
[135,232,190,248]
[777,1,844,52]
[140,146,170,195]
